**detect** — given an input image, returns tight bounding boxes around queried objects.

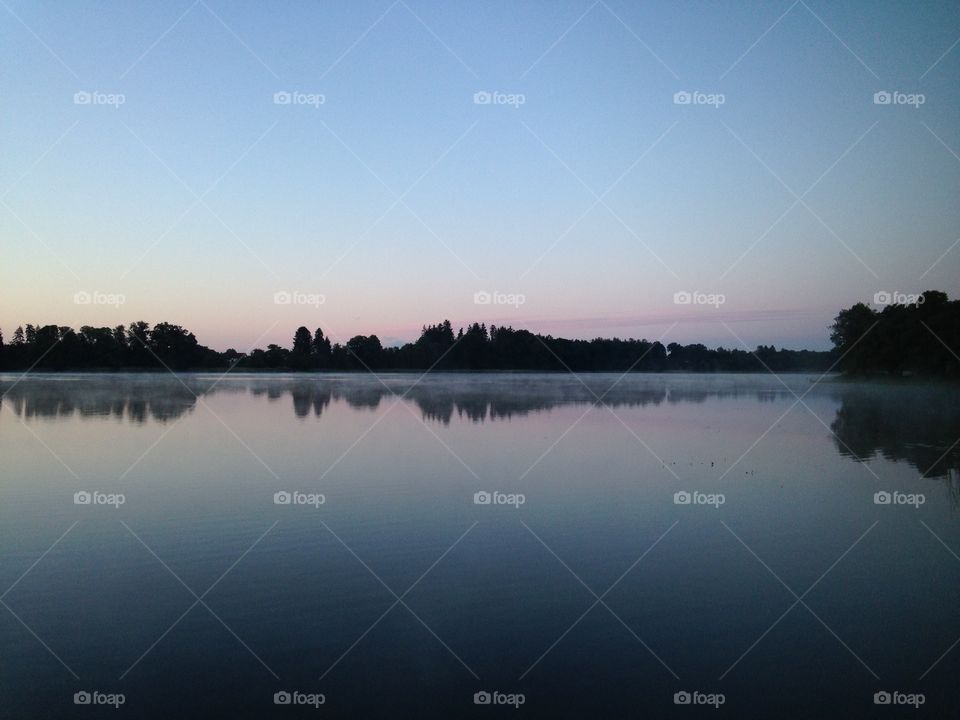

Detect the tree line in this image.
[829,290,959,376]
[0,318,832,373]
[0,291,953,374]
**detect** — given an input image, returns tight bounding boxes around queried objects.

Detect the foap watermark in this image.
[874,491,925,509]
[873,291,924,306]
[274,290,325,307]
[74,691,125,708]
[473,290,525,308]
[273,90,325,108]
[73,290,125,308]
[673,290,725,308]
[474,490,525,508]
[473,690,525,708]
[274,491,325,508]
[74,490,125,508]
[873,91,925,108]
[674,690,725,708]
[273,690,325,708]
[674,490,725,508]
[74,91,125,108]
[473,90,525,108]
[673,90,725,108]
[873,690,925,708]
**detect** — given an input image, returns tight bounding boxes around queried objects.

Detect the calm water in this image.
[1,373,958,718]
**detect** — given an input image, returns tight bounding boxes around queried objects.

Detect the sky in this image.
[1,0,958,351]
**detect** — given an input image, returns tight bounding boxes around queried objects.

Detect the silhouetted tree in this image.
[291,326,313,370]
[312,328,332,368]
[150,323,202,369]
[345,335,383,369]
[414,320,455,367]
[830,303,876,372]
[126,321,152,366]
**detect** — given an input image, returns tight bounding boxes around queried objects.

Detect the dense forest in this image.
[0,290,954,374]
[830,290,959,376]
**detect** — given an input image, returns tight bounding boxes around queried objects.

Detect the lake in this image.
[1,372,958,718]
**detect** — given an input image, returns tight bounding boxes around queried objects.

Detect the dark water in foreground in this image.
[1,373,958,718]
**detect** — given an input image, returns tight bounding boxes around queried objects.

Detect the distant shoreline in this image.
[2,292,956,376]
[0,320,833,374]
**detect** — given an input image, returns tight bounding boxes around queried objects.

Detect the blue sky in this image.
[1,0,958,350]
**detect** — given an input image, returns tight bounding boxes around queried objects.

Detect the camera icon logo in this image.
[873,691,891,705]
[673,91,692,105]
[274,691,292,705]
[673,290,692,305]
[73,691,92,705]
[473,291,492,305]
[474,691,492,705]
[674,691,691,704]
[473,91,492,105]
[274,491,292,505]
[874,491,891,505]
[73,290,92,305]
[273,290,292,305]
[674,491,691,505]
[873,91,892,105]
[73,91,91,105]
[474,491,492,505]
[273,91,292,105]
[873,291,892,305]
[74,491,92,505]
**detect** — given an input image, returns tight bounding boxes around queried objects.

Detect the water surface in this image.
[1,373,958,718]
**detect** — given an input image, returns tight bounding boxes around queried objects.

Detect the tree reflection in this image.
[0,378,199,423]
[830,384,960,481]
[3,375,958,494]
[0,374,807,426]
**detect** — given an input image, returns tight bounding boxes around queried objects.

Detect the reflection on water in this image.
[3,374,958,481]
[0,375,802,421]
[829,383,960,491]
[0,376,199,423]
